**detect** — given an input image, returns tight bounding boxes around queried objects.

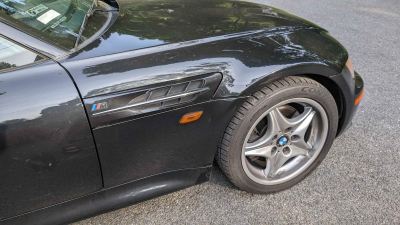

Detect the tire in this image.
[216,76,338,194]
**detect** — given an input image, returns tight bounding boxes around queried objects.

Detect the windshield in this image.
[0,0,94,50]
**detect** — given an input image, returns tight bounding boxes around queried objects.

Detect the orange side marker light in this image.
[180,111,203,124]
[355,90,364,105]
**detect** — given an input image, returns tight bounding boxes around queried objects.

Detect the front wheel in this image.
[216,76,338,194]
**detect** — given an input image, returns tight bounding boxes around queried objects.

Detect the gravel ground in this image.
[75,0,400,224]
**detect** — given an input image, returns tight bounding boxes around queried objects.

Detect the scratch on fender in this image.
[329,74,341,78]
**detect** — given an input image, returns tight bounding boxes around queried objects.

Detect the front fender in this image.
[213,29,348,98]
[233,62,341,98]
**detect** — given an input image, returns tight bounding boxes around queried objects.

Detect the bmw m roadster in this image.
[0,0,364,224]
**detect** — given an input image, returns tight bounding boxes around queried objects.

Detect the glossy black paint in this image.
[61,27,348,98]
[61,0,347,99]
[94,98,245,188]
[0,61,102,220]
[332,68,364,136]
[2,167,211,225]
[0,0,364,224]
[68,0,323,60]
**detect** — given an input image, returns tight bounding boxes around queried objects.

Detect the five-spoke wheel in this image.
[242,98,328,185]
[216,76,338,194]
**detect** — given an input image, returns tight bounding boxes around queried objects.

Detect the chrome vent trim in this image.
[92,87,208,116]
[85,73,222,128]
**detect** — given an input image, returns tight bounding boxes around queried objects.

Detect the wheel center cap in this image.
[277,136,289,147]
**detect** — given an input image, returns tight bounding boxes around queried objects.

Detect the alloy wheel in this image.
[241,98,329,185]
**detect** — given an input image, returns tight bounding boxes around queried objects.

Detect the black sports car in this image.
[0,0,364,224]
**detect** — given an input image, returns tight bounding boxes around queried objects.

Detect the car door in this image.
[0,36,102,220]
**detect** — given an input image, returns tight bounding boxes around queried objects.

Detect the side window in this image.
[0,36,44,71]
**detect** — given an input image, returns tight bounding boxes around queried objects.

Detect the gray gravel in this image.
[75,0,400,224]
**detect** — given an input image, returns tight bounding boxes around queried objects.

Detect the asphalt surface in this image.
[75,0,400,224]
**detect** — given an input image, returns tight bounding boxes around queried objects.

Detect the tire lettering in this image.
[301,87,323,95]
[301,87,309,92]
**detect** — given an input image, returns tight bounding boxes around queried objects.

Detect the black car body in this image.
[0,0,363,224]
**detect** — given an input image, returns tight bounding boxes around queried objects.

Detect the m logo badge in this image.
[92,102,108,111]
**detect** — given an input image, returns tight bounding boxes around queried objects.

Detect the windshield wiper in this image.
[74,0,96,49]
[74,0,118,49]
[88,8,118,16]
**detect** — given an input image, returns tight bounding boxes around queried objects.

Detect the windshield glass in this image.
[0,0,94,50]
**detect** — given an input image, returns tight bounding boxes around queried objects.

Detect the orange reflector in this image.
[355,90,364,105]
[180,111,203,124]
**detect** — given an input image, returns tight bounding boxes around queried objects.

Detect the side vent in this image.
[85,72,222,128]
[92,79,208,116]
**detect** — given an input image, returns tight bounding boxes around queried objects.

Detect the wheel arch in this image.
[303,74,345,136]
[224,63,346,136]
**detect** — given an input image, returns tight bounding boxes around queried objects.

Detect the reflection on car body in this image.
[0,0,363,224]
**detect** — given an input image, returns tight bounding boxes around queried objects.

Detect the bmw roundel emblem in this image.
[277,136,288,147]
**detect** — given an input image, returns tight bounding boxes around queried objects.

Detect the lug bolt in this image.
[291,135,299,141]
[285,127,292,133]
[283,147,290,155]
[271,147,277,154]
